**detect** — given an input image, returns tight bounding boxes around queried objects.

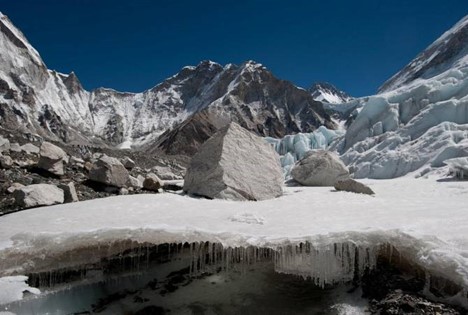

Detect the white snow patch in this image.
[0,276,40,305]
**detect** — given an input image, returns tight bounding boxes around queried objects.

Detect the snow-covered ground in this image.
[0,175,467,307]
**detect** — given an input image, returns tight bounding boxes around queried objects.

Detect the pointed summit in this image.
[308,82,353,104]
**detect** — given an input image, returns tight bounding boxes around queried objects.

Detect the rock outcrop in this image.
[89,155,130,188]
[334,179,375,195]
[291,150,349,186]
[0,154,13,169]
[13,184,64,208]
[183,122,283,201]
[37,142,68,176]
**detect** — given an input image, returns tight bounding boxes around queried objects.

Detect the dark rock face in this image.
[151,111,220,156]
[151,62,335,157]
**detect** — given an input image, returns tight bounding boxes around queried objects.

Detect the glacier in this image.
[334,15,468,179]
[0,176,467,309]
[265,126,344,177]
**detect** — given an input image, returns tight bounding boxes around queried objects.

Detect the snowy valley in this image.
[0,8,467,315]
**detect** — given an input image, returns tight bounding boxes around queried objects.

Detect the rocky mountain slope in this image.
[308,82,353,104]
[0,12,334,154]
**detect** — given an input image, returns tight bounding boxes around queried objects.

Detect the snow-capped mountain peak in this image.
[378,14,468,93]
[308,82,353,104]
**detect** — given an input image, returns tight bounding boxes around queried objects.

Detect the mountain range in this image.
[0,11,337,156]
[1,11,467,179]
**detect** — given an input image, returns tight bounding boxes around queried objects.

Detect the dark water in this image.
[1,257,367,315]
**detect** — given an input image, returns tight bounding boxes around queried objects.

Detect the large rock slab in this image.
[334,179,375,195]
[183,122,283,201]
[37,142,68,176]
[291,150,349,186]
[89,155,129,188]
[13,184,64,208]
[0,136,10,153]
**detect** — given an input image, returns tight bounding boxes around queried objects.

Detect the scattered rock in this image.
[20,143,40,155]
[128,175,143,188]
[121,156,135,170]
[334,178,375,195]
[0,136,10,153]
[369,290,460,315]
[183,122,283,201]
[37,142,68,176]
[0,155,13,169]
[143,173,163,191]
[153,166,181,180]
[6,183,24,194]
[13,184,64,208]
[70,156,85,165]
[58,182,79,203]
[291,150,349,186]
[119,187,129,195]
[137,174,145,185]
[84,161,93,172]
[9,143,21,152]
[89,155,130,188]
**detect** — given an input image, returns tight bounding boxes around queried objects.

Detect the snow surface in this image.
[0,276,40,305]
[0,177,467,306]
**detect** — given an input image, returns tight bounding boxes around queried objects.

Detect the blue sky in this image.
[1,0,467,96]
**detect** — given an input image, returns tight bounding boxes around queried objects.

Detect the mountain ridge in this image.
[0,12,334,152]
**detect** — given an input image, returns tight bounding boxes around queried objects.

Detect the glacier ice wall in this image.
[265,126,344,177]
[339,56,468,179]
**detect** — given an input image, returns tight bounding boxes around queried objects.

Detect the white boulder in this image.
[183,122,283,201]
[37,142,68,176]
